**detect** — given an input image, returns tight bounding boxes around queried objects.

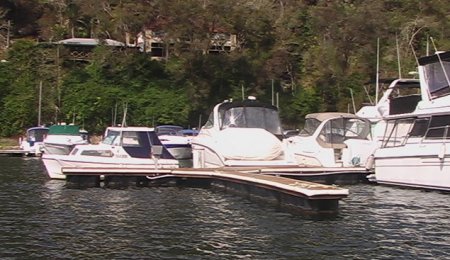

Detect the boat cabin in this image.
[102,127,174,159]
[203,97,284,139]
[25,127,49,144]
[299,113,372,148]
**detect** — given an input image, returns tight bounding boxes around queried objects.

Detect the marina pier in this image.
[62,167,349,215]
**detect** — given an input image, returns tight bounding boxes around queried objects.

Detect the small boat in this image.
[285,112,376,168]
[43,124,89,155]
[42,126,179,179]
[372,50,450,191]
[19,126,49,156]
[155,125,193,160]
[191,96,295,168]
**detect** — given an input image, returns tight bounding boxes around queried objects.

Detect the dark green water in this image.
[0,157,449,259]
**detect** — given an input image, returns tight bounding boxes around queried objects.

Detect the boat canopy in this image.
[26,127,49,142]
[155,125,184,136]
[419,51,450,99]
[48,125,81,135]
[216,99,283,136]
[102,127,174,159]
[300,113,371,147]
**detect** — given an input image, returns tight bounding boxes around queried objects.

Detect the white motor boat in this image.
[43,124,89,155]
[191,96,295,168]
[373,50,450,191]
[356,78,421,142]
[42,126,179,179]
[155,125,192,160]
[19,126,49,156]
[285,113,376,168]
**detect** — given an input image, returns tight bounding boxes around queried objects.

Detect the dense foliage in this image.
[0,0,450,136]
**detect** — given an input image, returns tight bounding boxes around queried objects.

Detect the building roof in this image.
[55,38,125,47]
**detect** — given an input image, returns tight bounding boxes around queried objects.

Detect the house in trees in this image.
[126,28,238,60]
[55,38,128,61]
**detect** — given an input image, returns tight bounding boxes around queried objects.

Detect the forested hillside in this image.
[0,0,449,136]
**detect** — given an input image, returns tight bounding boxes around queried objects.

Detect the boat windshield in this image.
[220,106,283,135]
[299,118,321,136]
[27,128,49,142]
[102,130,121,145]
[156,126,184,136]
[423,61,450,99]
[319,118,371,144]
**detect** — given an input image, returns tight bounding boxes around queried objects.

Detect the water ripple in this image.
[0,157,450,259]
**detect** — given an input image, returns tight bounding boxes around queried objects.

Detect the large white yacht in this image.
[372,51,450,191]
[191,97,295,168]
[42,126,179,179]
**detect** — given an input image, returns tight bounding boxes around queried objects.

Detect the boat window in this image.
[27,129,49,142]
[409,118,430,137]
[423,61,450,99]
[425,115,450,139]
[203,112,214,129]
[102,130,121,145]
[315,117,370,144]
[121,131,141,147]
[299,118,321,136]
[80,150,114,157]
[318,119,345,144]
[156,126,183,136]
[382,118,415,148]
[343,118,371,139]
[220,107,283,135]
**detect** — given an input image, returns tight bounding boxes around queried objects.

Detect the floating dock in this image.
[62,167,349,215]
[0,149,32,157]
[230,166,372,185]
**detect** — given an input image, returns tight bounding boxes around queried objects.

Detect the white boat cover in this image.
[214,128,283,160]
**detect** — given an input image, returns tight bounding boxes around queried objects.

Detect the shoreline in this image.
[0,137,19,150]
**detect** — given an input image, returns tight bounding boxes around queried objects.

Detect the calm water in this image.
[0,157,450,259]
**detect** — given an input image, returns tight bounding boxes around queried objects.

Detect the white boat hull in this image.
[42,155,179,180]
[374,143,450,191]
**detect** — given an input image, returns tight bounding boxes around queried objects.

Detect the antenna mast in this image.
[375,38,380,103]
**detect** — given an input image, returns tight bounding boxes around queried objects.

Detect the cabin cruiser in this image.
[43,124,89,155]
[356,78,421,142]
[372,51,450,191]
[42,126,179,179]
[356,78,422,122]
[191,97,295,168]
[19,126,49,156]
[155,125,193,160]
[285,113,376,168]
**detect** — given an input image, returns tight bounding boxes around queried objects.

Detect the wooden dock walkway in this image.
[0,149,31,157]
[62,167,349,215]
